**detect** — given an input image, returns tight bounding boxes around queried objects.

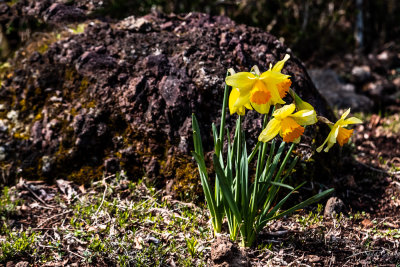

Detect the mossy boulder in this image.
[0,7,334,195]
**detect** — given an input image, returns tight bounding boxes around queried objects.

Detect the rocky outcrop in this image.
[309,69,373,111]
[0,9,334,192]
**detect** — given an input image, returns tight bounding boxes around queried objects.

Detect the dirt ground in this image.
[1,111,400,266]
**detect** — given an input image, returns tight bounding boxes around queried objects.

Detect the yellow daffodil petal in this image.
[271,54,290,72]
[340,108,351,120]
[258,118,281,143]
[273,104,296,119]
[342,117,363,125]
[269,84,286,105]
[330,126,340,143]
[251,102,271,114]
[225,72,256,93]
[316,135,329,152]
[317,125,339,153]
[290,109,317,126]
[229,88,245,115]
[244,103,253,110]
[324,140,335,152]
[260,71,290,84]
[233,91,251,108]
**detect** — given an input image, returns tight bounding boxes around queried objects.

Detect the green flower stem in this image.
[247,142,260,163]
[219,71,230,142]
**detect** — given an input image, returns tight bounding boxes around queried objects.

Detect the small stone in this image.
[364,81,384,96]
[377,51,389,61]
[0,146,6,161]
[308,255,321,263]
[15,262,29,267]
[6,110,18,121]
[0,119,7,132]
[351,65,371,83]
[147,236,160,245]
[121,16,152,32]
[392,77,400,88]
[211,235,249,267]
[341,84,355,92]
[324,197,345,218]
[44,3,86,23]
[41,156,53,174]
[161,21,173,30]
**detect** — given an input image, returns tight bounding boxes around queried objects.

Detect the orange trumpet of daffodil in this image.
[258,103,317,143]
[226,54,292,115]
[316,108,362,152]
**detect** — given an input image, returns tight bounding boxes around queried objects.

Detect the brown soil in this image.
[3,115,400,266]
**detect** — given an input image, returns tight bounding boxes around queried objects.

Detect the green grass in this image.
[296,204,324,229]
[0,176,211,265]
[0,186,22,220]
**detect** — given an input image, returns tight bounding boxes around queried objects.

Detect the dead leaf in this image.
[308,255,321,263]
[78,184,86,194]
[134,236,143,249]
[361,219,373,228]
[56,179,77,201]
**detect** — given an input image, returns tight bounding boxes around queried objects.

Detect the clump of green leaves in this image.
[297,204,324,228]
[192,73,333,247]
[0,229,37,262]
[186,236,199,257]
[0,187,22,219]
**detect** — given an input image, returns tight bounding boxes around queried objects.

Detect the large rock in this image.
[0,10,334,191]
[309,69,373,111]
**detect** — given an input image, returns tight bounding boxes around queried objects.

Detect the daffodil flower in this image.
[258,103,317,143]
[316,108,362,152]
[225,54,292,114]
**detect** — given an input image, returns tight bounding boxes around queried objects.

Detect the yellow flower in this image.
[258,103,317,143]
[316,108,362,152]
[225,54,291,114]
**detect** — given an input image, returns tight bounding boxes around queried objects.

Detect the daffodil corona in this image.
[258,104,317,143]
[316,108,362,152]
[226,54,291,115]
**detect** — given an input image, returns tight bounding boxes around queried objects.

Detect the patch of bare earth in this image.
[2,114,400,266]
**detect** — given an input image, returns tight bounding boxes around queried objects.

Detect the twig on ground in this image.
[36,210,73,228]
[67,249,86,259]
[91,181,108,226]
[91,174,116,185]
[356,160,400,175]
[23,182,56,208]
